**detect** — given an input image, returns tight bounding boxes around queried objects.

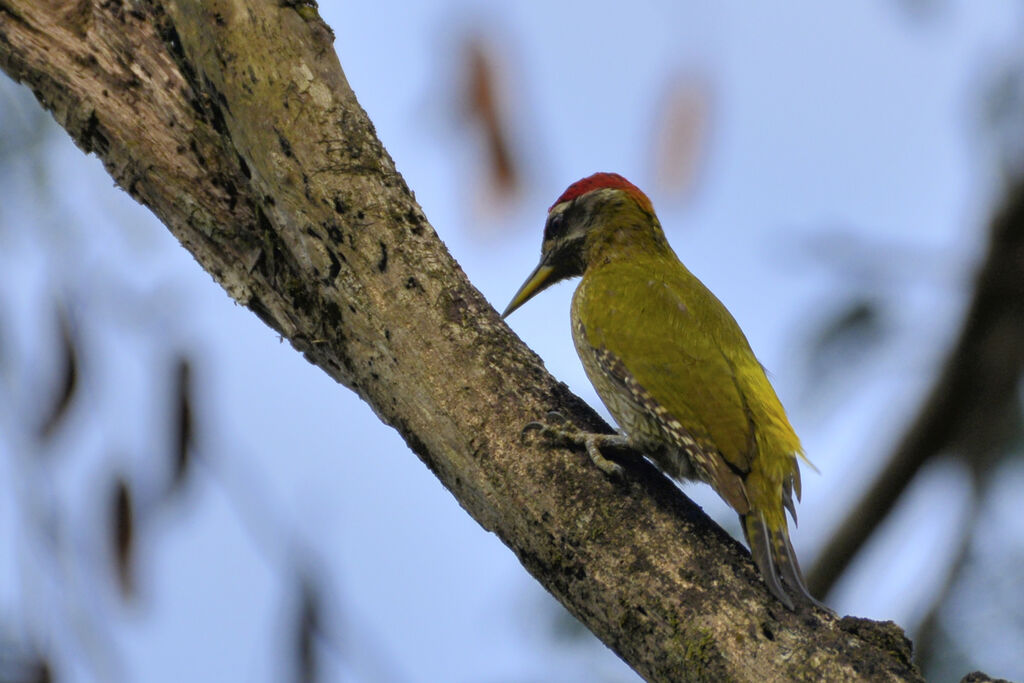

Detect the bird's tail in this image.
[742,511,819,610]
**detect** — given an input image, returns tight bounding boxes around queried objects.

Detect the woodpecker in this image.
[502,172,816,609]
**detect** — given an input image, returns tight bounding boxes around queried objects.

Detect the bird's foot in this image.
[522,411,628,478]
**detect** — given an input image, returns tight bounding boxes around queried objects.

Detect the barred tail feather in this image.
[782,472,799,524]
[775,526,824,608]
[742,513,820,610]
[743,512,793,610]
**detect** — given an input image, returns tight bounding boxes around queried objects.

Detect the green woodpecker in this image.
[502,172,816,609]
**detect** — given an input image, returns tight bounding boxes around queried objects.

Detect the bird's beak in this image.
[501,263,556,318]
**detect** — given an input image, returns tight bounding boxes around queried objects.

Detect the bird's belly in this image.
[598,380,700,482]
[573,333,700,483]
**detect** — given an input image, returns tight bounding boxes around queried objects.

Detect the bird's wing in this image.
[576,258,764,511]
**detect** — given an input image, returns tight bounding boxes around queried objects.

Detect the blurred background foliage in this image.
[2,2,1023,682]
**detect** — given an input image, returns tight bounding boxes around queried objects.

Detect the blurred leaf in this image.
[168,356,194,496]
[0,634,54,683]
[462,35,519,201]
[805,297,887,389]
[30,657,51,683]
[651,72,712,201]
[983,62,1024,176]
[37,307,78,442]
[890,0,947,23]
[111,476,134,599]
[294,574,322,683]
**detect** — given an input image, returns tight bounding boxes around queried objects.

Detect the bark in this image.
[0,1,923,680]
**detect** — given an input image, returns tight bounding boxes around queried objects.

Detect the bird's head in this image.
[502,172,661,318]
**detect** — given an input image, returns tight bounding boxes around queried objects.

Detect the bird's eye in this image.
[544,213,565,241]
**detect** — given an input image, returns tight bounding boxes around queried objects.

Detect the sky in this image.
[1,1,1022,681]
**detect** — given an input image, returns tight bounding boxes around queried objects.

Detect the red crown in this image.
[550,172,653,214]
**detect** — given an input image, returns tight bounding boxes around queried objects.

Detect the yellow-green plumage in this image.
[573,238,802,526]
[503,172,815,608]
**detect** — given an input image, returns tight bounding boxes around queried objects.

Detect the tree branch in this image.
[808,179,1024,598]
[0,1,922,679]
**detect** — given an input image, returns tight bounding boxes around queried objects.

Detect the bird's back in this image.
[571,251,803,523]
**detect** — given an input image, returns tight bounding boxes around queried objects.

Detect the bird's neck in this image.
[582,215,675,270]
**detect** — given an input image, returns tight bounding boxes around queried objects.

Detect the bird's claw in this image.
[521,420,547,437]
[521,411,569,439]
[520,412,626,480]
